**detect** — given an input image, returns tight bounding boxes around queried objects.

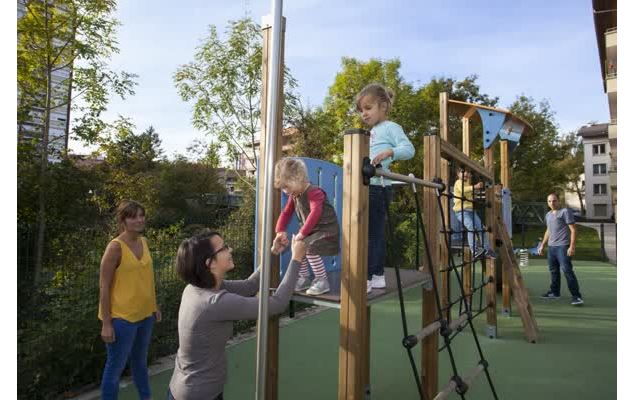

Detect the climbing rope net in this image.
[363,158,498,400]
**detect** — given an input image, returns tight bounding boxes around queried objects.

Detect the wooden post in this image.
[420,96,444,399]
[499,140,511,317]
[256,16,286,400]
[484,150,497,338]
[439,92,450,322]
[338,129,370,400]
[461,114,473,310]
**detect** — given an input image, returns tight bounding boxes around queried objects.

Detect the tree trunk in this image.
[574,180,585,215]
[34,2,52,284]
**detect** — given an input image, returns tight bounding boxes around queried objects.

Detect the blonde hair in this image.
[355,83,395,113]
[274,158,309,189]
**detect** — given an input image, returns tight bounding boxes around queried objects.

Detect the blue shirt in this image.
[546,208,575,246]
[369,120,415,186]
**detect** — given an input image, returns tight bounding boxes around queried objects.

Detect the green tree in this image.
[174,18,300,173]
[186,138,222,168]
[94,119,164,215]
[17,0,137,281]
[509,96,570,202]
[154,157,227,227]
[557,131,586,213]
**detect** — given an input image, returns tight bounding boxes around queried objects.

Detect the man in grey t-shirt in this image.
[537,193,583,305]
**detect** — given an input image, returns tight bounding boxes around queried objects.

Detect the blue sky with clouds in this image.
[74,0,610,158]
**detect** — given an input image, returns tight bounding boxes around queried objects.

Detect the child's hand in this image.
[372,149,394,166]
[271,232,289,255]
[295,232,305,241]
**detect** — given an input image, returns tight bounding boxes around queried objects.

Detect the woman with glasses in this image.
[167,231,306,400]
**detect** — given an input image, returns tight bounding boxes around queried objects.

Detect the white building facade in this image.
[578,123,613,220]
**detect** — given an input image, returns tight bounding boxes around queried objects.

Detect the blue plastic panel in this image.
[254,157,343,276]
[477,109,506,149]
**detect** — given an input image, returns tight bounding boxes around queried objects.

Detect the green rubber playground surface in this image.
[121,260,616,399]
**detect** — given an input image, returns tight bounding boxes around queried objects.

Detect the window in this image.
[593,184,607,195]
[592,144,606,155]
[592,163,607,175]
[594,204,608,217]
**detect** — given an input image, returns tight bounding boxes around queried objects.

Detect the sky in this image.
[69,0,611,159]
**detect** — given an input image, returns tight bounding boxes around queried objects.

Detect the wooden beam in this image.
[500,140,510,187]
[338,130,370,400]
[440,138,494,182]
[462,117,471,156]
[484,151,497,338]
[496,216,539,343]
[422,132,441,399]
[439,92,450,323]
[499,141,511,317]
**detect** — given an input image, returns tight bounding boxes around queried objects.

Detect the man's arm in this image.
[567,224,576,256]
[537,229,550,255]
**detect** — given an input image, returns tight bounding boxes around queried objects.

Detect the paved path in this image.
[579,222,617,265]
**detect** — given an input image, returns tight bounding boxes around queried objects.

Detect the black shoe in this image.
[540,292,560,299]
[571,297,584,306]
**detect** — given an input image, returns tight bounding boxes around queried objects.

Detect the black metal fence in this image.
[17,218,255,400]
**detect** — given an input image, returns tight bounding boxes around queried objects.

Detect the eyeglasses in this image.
[209,244,230,259]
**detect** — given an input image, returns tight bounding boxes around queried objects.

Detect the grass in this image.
[512,224,605,262]
[119,258,616,400]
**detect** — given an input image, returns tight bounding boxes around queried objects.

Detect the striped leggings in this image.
[300,254,327,279]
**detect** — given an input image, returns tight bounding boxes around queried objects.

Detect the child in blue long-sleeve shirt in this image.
[356,83,415,293]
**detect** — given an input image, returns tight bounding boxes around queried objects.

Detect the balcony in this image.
[610,170,617,189]
[608,120,617,140]
[605,27,617,48]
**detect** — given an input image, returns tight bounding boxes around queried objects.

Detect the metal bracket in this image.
[486,325,497,339]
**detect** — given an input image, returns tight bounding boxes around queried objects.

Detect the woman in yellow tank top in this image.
[98,200,161,400]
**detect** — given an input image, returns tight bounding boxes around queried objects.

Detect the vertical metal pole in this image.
[600,223,606,261]
[256,1,283,398]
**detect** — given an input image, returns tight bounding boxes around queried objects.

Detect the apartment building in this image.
[578,123,613,220]
[591,0,617,219]
[17,0,73,159]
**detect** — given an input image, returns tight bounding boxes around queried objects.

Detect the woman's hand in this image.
[101,321,115,343]
[291,234,307,262]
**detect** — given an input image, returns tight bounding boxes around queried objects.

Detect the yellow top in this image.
[98,237,157,323]
[453,179,474,212]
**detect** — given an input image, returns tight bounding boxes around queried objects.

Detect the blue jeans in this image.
[368,185,392,279]
[547,245,582,297]
[454,210,490,253]
[101,315,154,400]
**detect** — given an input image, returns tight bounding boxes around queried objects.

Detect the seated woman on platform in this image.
[167,231,306,400]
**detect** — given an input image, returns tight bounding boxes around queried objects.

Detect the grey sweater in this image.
[168,260,300,400]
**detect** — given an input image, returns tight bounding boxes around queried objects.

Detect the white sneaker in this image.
[371,274,386,289]
[294,276,312,292]
[367,280,373,293]
[305,277,330,296]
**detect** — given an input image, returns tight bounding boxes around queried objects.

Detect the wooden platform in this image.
[290,267,433,309]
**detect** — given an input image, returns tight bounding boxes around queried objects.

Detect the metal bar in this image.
[374,167,444,190]
[255,1,283,398]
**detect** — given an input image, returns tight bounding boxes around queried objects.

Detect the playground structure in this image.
[253,3,538,399]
